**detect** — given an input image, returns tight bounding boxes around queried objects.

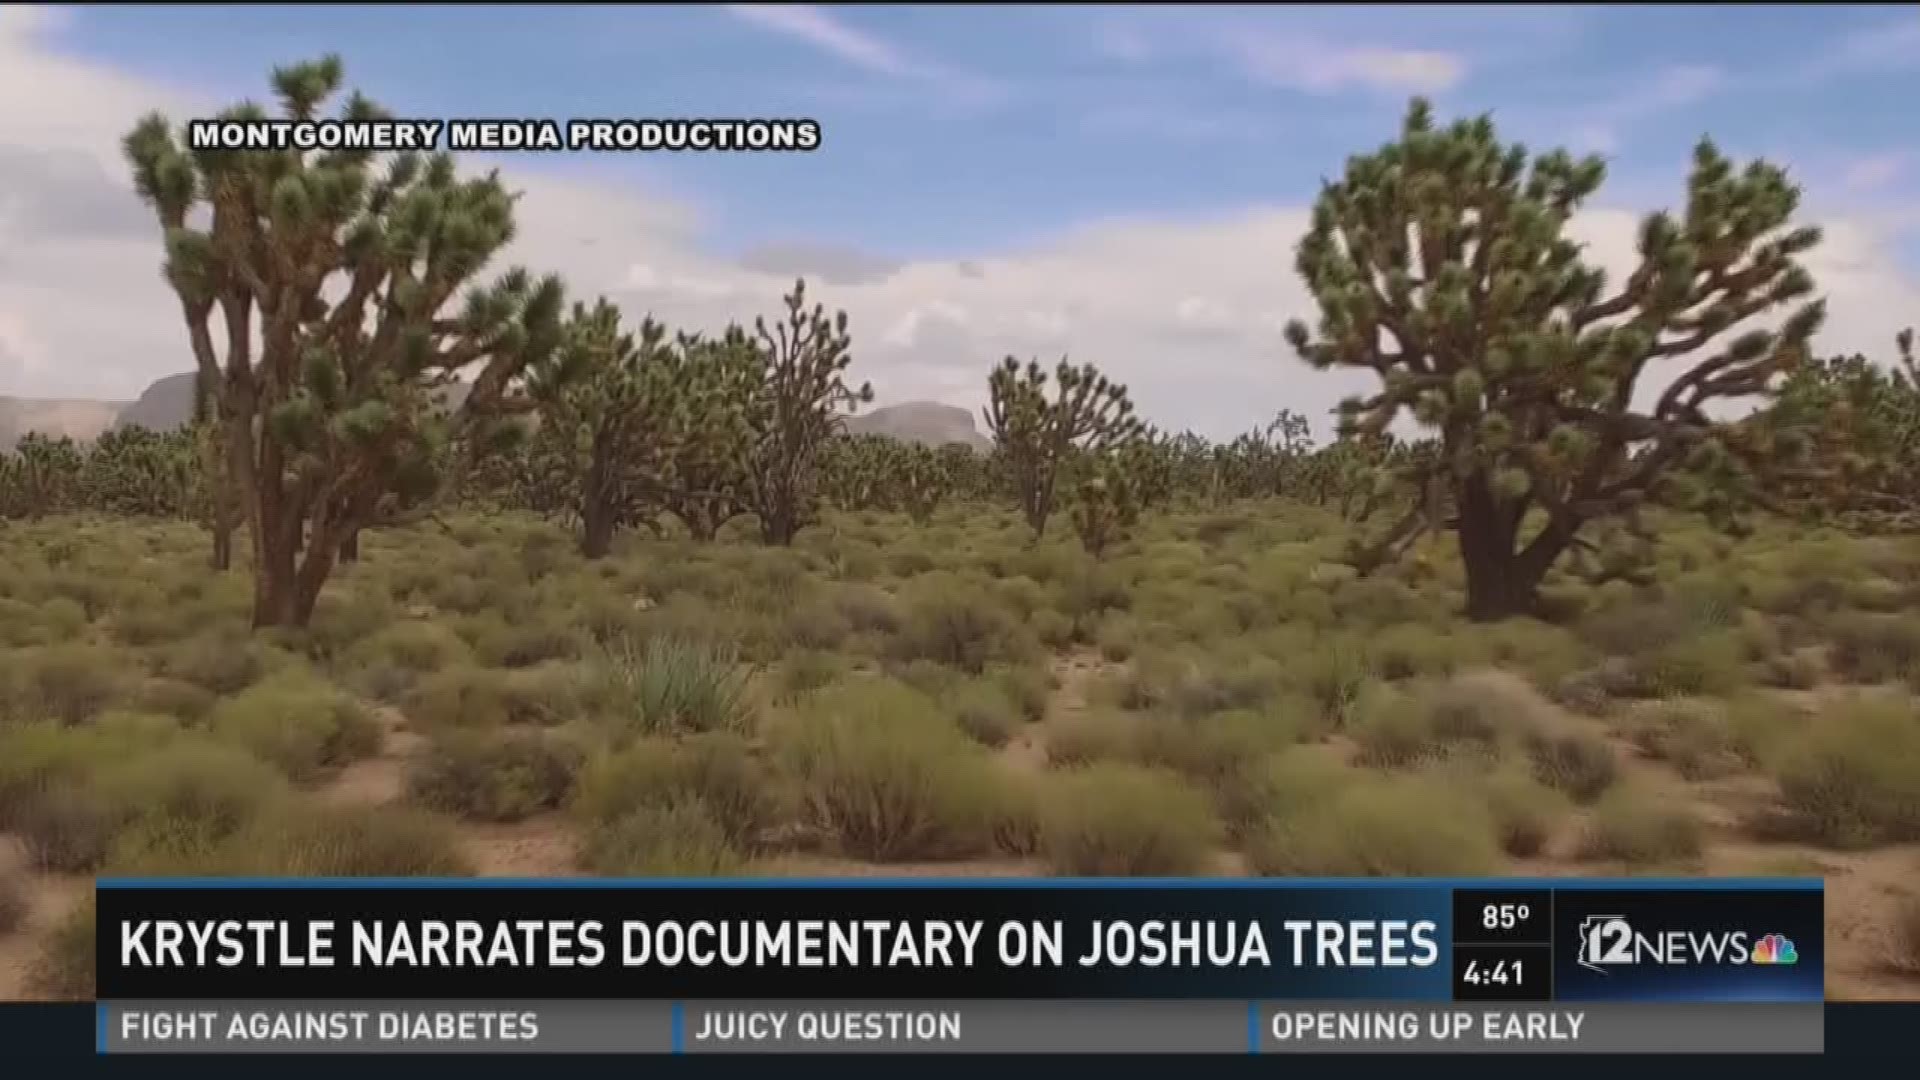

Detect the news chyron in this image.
[92,879,1824,1055]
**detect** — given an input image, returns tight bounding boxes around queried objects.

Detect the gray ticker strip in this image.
[99,1000,1823,1054]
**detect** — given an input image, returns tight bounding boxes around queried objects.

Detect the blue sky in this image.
[40,4,1920,267]
[4,4,1917,430]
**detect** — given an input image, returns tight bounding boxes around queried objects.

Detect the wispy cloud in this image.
[1842,151,1913,194]
[1798,12,1920,82]
[1222,32,1466,95]
[1569,63,1725,153]
[721,4,1003,105]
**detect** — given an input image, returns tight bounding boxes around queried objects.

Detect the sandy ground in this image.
[2,659,1916,1001]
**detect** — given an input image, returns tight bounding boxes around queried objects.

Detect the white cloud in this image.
[1,8,1916,443]
[1842,151,1912,194]
[721,4,1003,106]
[1229,34,1467,95]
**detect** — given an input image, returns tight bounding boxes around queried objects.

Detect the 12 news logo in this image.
[1577,915,1799,974]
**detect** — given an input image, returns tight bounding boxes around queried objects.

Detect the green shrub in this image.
[1631,633,1748,697]
[1580,789,1703,863]
[950,678,1022,748]
[1045,709,1140,768]
[1827,614,1920,685]
[582,800,743,876]
[1776,695,1920,848]
[228,804,472,876]
[1214,748,1356,842]
[1480,767,1569,859]
[157,631,290,695]
[30,898,95,1000]
[210,673,381,781]
[131,677,218,722]
[783,599,853,651]
[1247,775,1502,877]
[1369,624,1462,681]
[1038,764,1219,877]
[343,620,474,698]
[1629,700,1745,780]
[573,734,782,851]
[771,680,999,861]
[986,663,1051,724]
[15,784,116,871]
[0,643,136,724]
[985,772,1044,858]
[1525,727,1619,803]
[592,636,756,740]
[892,579,1034,673]
[773,650,847,703]
[402,664,577,731]
[1295,640,1372,725]
[408,730,582,822]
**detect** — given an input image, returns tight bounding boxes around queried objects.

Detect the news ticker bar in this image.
[95,878,1826,1003]
[97,1001,1822,1054]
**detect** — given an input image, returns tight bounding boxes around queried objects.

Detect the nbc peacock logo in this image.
[1749,933,1799,965]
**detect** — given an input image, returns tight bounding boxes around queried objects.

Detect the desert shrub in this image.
[772,650,847,703]
[131,677,218,722]
[1580,789,1703,863]
[14,784,116,871]
[892,579,1034,673]
[1759,650,1824,690]
[104,740,288,841]
[1133,708,1296,795]
[573,733,782,851]
[1628,700,1745,780]
[1095,616,1138,662]
[0,642,136,724]
[30,898,95,1000]
[408,729,582,822]
[950,678,1022,748]
[1294,639,1372,725]
[1776,695,1920,847]
[985,663,1051,723]
[1247,775,1502,877]
[1045,709,1140,768]
[771,680,999,861]
[985,772,1044,857]
[210,673,381,781]
[1630,633,1749,697]
[1525,726,1619,803]
[835,584,902,635]
[593,636,755,739]
[0,876,26,934]
[342,620,474,698]
[1827,614,1920,685]
[1353,671,1558,769]
[402,664,577,731]
[582,799,743,876]
[1213,746,1355,841]
[229,804,472,876]
[1480,766,1569,858]
[1369,624,1462,681]
[783,598,853,651]
[157,631,291,695]
[1038,764,1219,877]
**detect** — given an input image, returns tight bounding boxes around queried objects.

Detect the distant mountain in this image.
[843,401,991,451]
[5,375,989,456]
[114,372,198,432]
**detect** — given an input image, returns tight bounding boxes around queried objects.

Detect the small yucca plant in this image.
[597,635,756,738]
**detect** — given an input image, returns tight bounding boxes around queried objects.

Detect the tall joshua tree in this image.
[745,280,873,546]
[1285,98,1825,620]
[984,357,1142,539]
[124,56,565,627]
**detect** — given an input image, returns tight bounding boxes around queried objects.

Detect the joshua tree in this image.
[124,56,566,627]
[744,280,873,545]
[984,357,1142,539]
[1285,98,1825,620]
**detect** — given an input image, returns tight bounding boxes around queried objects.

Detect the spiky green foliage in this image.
[527,301,755,556]
[1069,450,1146,558]
[78,426,198,519]
[1748,329,1920,530]
[984,357,1144,539]
[744,280,873,546]
[123,56,567,626]
[1285,98,1826,620]
[0,433,85,520]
